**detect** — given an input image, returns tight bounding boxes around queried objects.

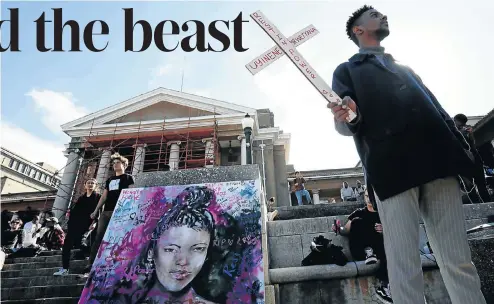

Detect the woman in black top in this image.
[54,178,100,276]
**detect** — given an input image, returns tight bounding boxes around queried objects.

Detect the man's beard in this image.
[375,28,390,41]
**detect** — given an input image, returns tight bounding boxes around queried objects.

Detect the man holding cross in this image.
[328,5,486,304]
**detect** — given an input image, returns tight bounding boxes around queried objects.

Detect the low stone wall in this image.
[273,201,364,220]
[273,201,494,221]
[278,269,448,304]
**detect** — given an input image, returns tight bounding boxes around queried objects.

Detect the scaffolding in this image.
[48,106,225,225]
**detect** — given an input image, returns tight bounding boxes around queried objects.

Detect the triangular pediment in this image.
[62,88,256,130]
[104,101,216,124]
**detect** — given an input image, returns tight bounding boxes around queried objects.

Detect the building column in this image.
[132,144,147,176]
[52,150,82,219]
[238,135,247,165]
[168,141,181,171]
[312,189,321,204]
[96,149,111,187]
[273,144,290,207]
[202,138,214,168]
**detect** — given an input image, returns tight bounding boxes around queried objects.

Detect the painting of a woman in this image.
[81,181,264,304]
[111,185,218,303]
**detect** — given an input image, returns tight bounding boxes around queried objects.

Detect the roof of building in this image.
[287,167,363,178]
[1,190,57,203]
[473,108,494,131]
[61,87,257,130]
[1,147,61,177]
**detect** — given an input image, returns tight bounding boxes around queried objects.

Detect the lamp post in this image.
[241,113,254,165]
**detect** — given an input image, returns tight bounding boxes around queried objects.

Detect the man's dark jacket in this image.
[332,53,475,201]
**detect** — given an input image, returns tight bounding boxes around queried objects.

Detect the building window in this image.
[30,170,36,178]
[25,166,30,175]
[14,162,20,170]
[19,163,25,172]
[8,159,14,167]
[35,171,41,180]
[42,174,47,183]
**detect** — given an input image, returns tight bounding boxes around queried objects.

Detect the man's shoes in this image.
[78,265,91,279]
[376,282,393,303]
[78,271,90,279]
[364,247,378,265]
[53,268,69,276]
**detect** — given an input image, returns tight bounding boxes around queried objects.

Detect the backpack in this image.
[301,235,348,266]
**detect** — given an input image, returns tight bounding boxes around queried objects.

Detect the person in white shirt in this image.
[341,182,356,201]
[22,213,42,248]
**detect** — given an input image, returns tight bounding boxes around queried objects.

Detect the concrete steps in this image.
[1,297,80,304]
[1,250,86,303]
[2,274,85,288]
[2,260,87,272]
[1,285,85,301]
[266,202,494,303]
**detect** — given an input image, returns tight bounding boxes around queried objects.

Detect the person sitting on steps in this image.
[341,181,356,202]
[293,171,312,205]
[333,188,392,303]
[267,197,278,221]
[38,217,65,251]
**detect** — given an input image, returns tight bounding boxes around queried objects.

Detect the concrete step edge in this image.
[1,283,86,291]
[1,260,87,271]
[1,297,80,304]
[1,266,86,278]
[1,275,85,287]
[4,252,86,264]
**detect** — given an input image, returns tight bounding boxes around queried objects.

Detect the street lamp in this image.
[241,113,254,164]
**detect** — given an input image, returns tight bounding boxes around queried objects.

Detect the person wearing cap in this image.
[1,219,23,253]
[54,178,100,276]
[39,217,65,251]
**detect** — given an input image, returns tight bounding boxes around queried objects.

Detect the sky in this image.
[1,0,493,172]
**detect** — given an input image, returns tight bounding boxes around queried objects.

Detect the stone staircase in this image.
[1,250,86,303]
[264,202,494,303]
[2,201,492,303]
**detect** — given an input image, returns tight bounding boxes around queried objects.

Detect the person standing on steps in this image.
[80,153,134,278]
[54,178,100,276]
[454,113,491,203]
[354,180,366,203]
[328,5,486,304]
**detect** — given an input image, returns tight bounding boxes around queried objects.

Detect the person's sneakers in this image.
[376,282,393,303]
[78,266,91,279]
[53,268,69,276]
[364,247,378,265]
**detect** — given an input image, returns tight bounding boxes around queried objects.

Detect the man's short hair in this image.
[269,197,275,202]
[454,114,468,124]
[346,5,374,46]
[111,152,129,167]
[295,171,300,174]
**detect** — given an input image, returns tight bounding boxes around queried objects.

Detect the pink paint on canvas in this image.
[79,180,264,304]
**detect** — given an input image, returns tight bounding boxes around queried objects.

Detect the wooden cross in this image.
[245,24,319,75]
[248,10,357,122]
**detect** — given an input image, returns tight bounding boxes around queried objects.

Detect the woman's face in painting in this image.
[154,226,210,292]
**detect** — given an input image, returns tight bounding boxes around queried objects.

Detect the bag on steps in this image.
[301,234,348,267]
